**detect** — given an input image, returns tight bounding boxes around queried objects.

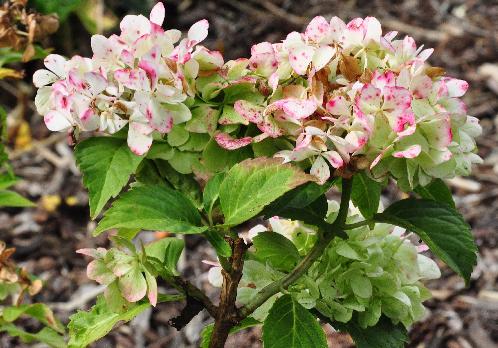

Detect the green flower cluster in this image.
[238,205,440,329]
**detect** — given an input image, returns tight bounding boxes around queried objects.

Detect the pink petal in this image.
[393,144,422,159]
[145,100,174,133]
[214,132,252,150]
[312,46,335,71]
[234,100,264,123]
[288,45,314,75]
[323,150,344,168]
[305,16,330,43]
[442,77,469,98]
[362,17,382,43]
[326,95,350,116]
[273,98,317,120]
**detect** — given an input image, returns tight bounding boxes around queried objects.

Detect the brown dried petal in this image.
[339,54,362,82]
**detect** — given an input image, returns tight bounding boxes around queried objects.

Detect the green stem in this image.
[343,219,372,230]
[238,178,353,319]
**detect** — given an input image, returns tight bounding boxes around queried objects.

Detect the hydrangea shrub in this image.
[31,3,481,347]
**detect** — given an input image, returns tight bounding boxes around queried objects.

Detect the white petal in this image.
[393,144,421,159]
[149,2,165,26]
[44,110,72,131]
[34,86,52,115]
[288,45,314,75]
[188,19,209,44]
[127,122,153,155]
[43,54,66,77]
[312,46,335,71]
[84,72,107,95]
[310,156,330,184]
[33,69,58,87]
[208,267,223,288]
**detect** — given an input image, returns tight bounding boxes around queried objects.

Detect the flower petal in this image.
[214,132,252,150]
[44,110,73,131]
[149,2,165,26]
[234,100,264,123]
[188,19,209,44]
[393,144,422,158]
[43,54,67,77]
[33,69,58,87]
[310,156,330,184]
[127,122,153,155]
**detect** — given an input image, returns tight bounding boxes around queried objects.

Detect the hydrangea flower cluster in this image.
[234,203,441,328]
[33,2,208,155]
[33,4,481,188]
[226,16,482,188]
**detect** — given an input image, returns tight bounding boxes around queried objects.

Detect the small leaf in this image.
[94,185,207,236]
[252,232,300,272]
[220,158,313,226]
[68,296,150,348]
[203,230,231,258]
[145,237,184,275]
[375,199,477,284]
[351,172,381,219]
[75,137,143,218]
[0,324,65,348]
[2,303,64,333]
[0,190,35,207]
[414,178,455,208]
[263,294,327,348]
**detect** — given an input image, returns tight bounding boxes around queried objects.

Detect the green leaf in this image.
[252,232,300,272]
[68,296,149,348]
[146,142,174,161]
[0,175,18,189]
[203,230,231,258]
[203,173,225,214]
[375,198,477,284]
[145,237,184,276]
[75,137,143,218]
[202,138,252,173]
[0,190,35,207]
[414,179,455,208]
[220,158,313,226]
[0,324,65,348]
[154,159,202,208]
[333,316,408,348]
[262,181,333,217]
[200,318,260,348]
[351,172,381,219]
[263,294,327,348]
[94,185,207,236]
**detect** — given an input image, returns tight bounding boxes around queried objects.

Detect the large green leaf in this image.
[75,137,143,218]
[202,138,252,173]
[0,190,35,207]
[262,295,327,348]
[203,173,225,214]
[94,185,207,236]
[414,179,455,208]
[375,198,477,284]
[333,316,408,348]
[203,230,231,258]
[219,158,313,226]
[252,232,301,272]
[351,172,381,219]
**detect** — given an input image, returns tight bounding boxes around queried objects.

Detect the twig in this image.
[209,238,248,348]
[169,276,218,330]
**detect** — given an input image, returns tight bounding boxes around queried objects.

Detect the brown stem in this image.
[209,238,247,348]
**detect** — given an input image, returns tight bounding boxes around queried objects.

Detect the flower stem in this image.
[238,177,353,319]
